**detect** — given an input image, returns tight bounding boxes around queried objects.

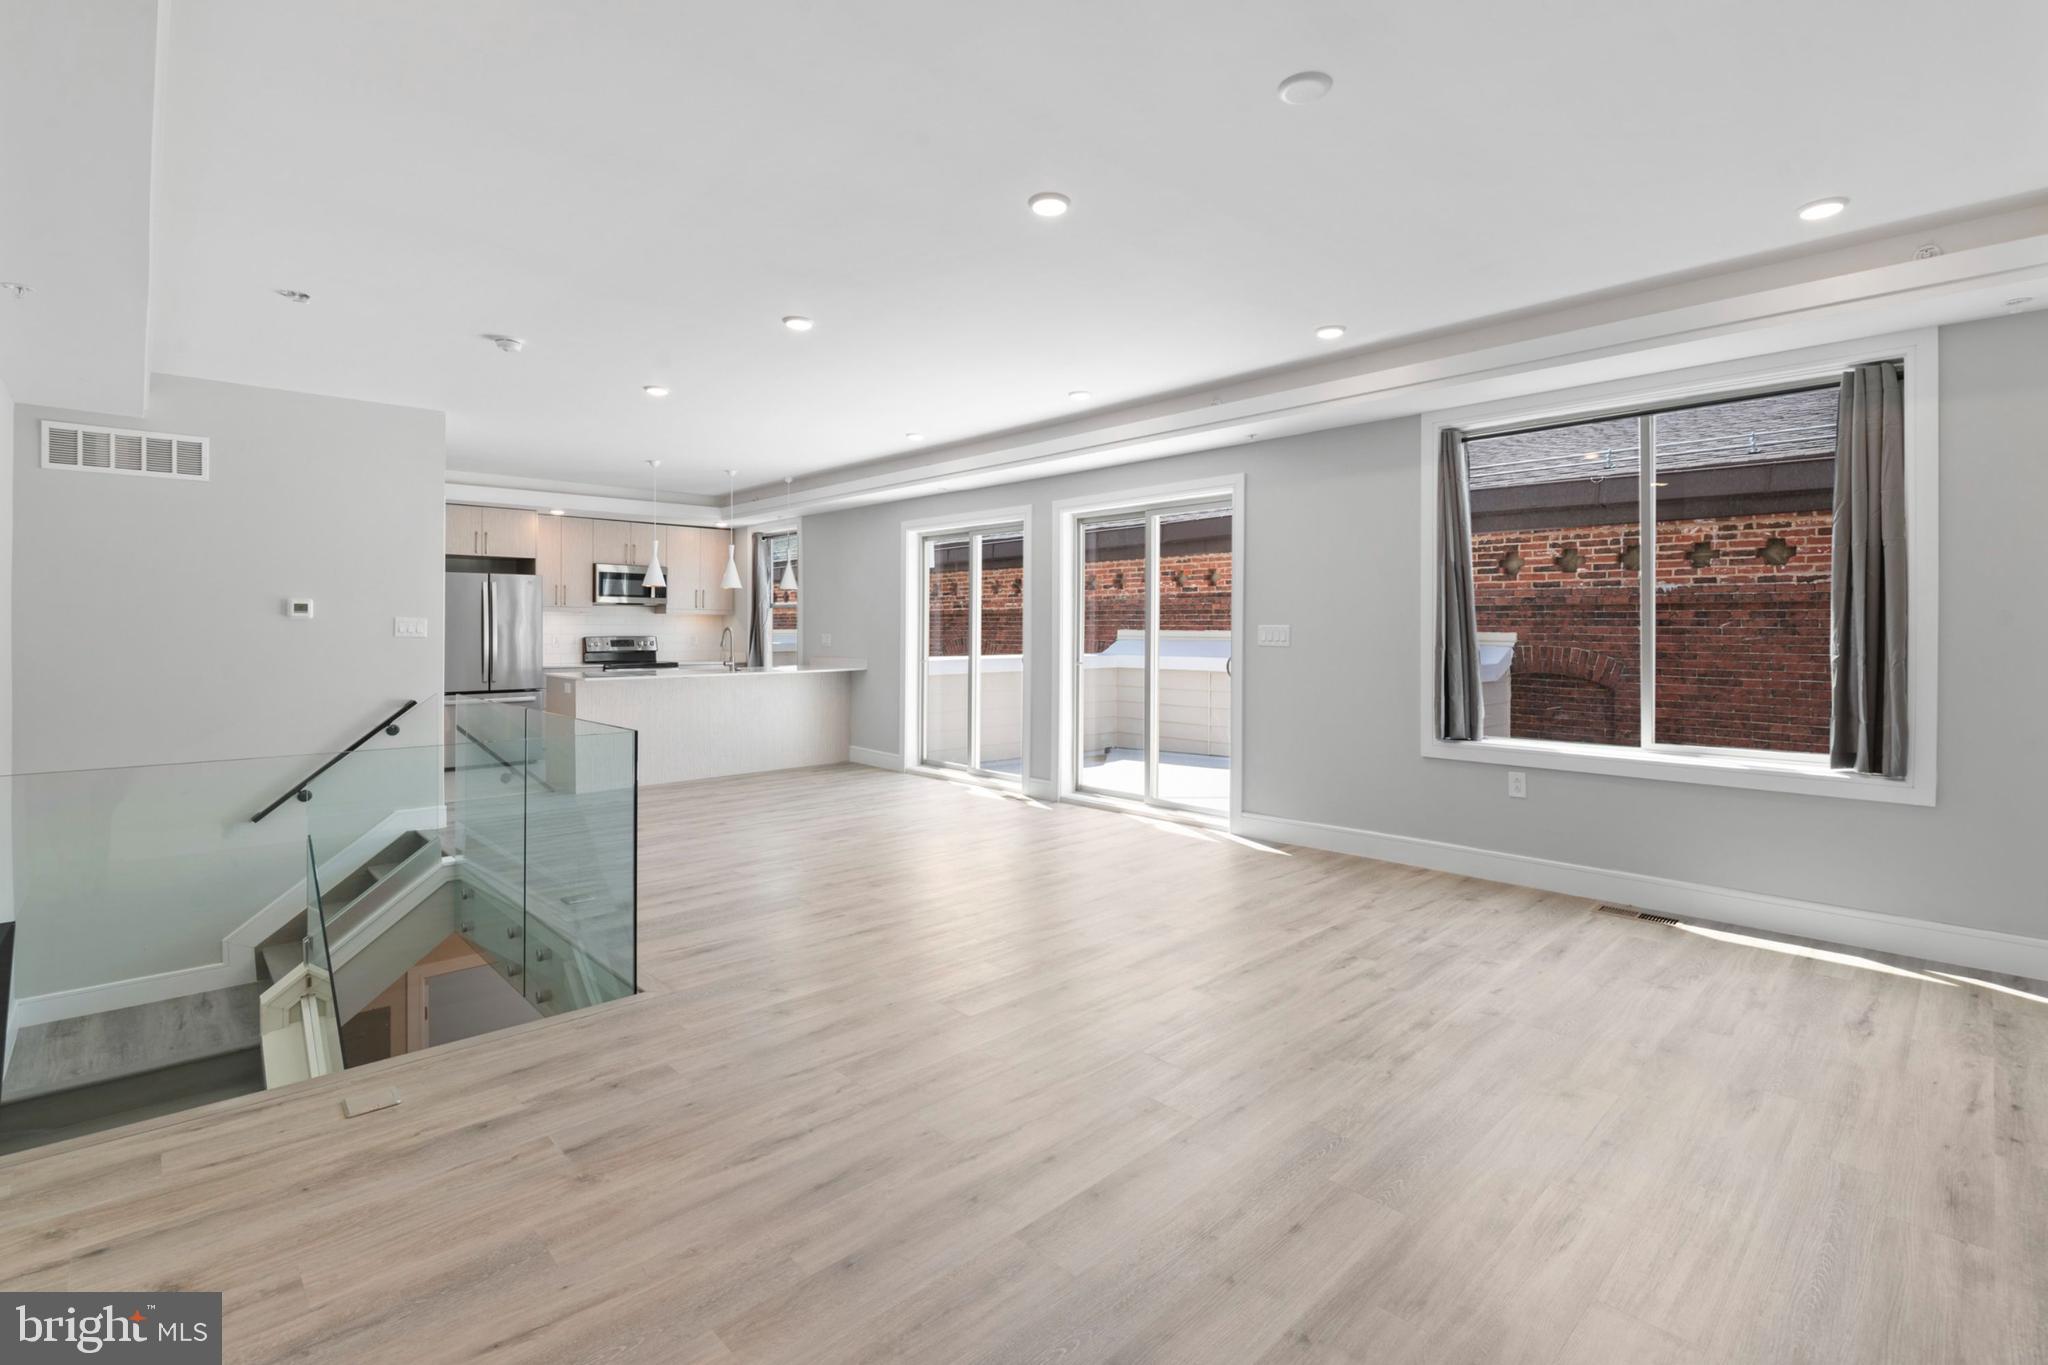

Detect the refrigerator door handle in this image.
[482,576,493,685]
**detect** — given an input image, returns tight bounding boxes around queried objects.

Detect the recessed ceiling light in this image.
[1068,390,1093,402]
[0,282,29,299]
[1314,324,1346,341]
[1028,192,1071,218]
[547,508,566,516]
[1797,197,1848,222]
[274,288,311,303]
[782,315,814,332]
[905,432,925,442]
[1581,452,1602,461]
[1277,71,1333,105]
[482,333,525,352]
[642,384,671,397]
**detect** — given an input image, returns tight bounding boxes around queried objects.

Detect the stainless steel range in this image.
[581,635,679,675]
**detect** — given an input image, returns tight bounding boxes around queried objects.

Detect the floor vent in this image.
[1595,904,1681,926]
[42,420,209,482]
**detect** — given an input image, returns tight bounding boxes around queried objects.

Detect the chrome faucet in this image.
[721,626,736,669]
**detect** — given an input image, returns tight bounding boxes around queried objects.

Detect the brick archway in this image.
[1511,644,1629,744]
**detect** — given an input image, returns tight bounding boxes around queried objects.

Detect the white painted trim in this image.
[1051,475,1245,823]
[1232,810,2048,983]
[1416,329,1940,806]
[849,745,903,770]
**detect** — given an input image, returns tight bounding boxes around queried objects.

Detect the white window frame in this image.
[1417,329,1939,807]
[899,505,1034,789]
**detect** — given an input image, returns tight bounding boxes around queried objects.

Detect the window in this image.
[1468,385,1836,755]
[1423,332,1938,805]
[766,532,798,661]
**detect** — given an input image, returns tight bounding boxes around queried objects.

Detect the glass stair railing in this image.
[0,701,638,1155]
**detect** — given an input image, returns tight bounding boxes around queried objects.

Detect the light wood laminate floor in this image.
[1,765,2041,1363]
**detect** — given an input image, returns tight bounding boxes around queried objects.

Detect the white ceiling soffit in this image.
[142,0,2048,500]
[737,208,2048,521]
[0,0,161,414]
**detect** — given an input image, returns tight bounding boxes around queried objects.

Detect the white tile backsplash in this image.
[543,606,734,667]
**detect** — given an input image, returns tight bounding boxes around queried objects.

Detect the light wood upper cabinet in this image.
[446,505,485,554]
[446,504,539,559]
[588,520,659,566]
[534,516,598,609]
[478,507,538,559]
[557,517,595,607]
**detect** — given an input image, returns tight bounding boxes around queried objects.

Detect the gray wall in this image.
[13,375,446,771]
[800,311,2048,940]
[0,374,11,924]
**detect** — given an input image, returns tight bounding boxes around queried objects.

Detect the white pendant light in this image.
[777,476,799,592]
[641,459,666,590]
[720,469,743,590]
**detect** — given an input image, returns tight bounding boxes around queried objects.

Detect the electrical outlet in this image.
[1508,770,1527,799]
[1256,624,1291,647]
[393,616,430,639]
[820,633,832,647]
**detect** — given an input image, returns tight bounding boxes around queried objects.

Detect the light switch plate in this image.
[1257,625,1290,646]
[394,616,430,639]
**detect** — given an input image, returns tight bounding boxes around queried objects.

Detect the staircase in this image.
[0,699,640,1154]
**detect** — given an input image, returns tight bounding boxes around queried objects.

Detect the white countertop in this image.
[547,660,865,682]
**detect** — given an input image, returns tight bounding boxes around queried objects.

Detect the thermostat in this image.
[285,598,315,619]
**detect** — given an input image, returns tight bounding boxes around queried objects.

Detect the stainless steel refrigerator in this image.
[445,571,543,695]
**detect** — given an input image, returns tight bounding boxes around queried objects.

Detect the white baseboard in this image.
[1024,776,1057,801]
[1233,810,2048,982]
[848,746,903,770]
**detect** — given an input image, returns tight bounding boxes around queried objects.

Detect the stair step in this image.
[0,1047,266,1156]
[1,984,264,1103]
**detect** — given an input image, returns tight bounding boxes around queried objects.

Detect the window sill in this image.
[1421,736,1934,806]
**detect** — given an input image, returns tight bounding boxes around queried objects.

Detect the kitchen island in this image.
[543,662,864,786]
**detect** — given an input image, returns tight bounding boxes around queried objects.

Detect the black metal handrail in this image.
[250,699,420,823]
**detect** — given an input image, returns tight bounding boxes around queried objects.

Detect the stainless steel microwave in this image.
[593,563,666,606]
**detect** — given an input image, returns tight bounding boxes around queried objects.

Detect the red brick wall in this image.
[923,550,1233,657]
[1472,509,1832,752]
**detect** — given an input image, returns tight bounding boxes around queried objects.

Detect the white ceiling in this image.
[129,0,2048,499]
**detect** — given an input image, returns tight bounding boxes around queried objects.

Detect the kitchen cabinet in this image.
[446,505,484,554]
[588,520,657,567]
[538,515,596,608]
[698,528,736,615]
[446,504,539,559]
[478,507,538,559]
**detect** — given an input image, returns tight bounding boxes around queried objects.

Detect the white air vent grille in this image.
[42,421,209,481]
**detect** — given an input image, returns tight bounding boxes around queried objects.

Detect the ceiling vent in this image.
[42,420,208,481]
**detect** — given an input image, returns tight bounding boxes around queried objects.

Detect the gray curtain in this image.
[745,534,770,668]
[1830,361,1908,776]
[1436,427,1482,741]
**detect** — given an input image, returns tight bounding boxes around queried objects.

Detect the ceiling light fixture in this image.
[1314,324,1346,341]
[720,471,744,590]
[1277,71,1333,104]
[1068,390,1093,402]
[547,508,566,516]
[782,315,814,332]
[482,334,526,352]
[1028,192,1071,218]
[780,481,800,592]
[642,460,666,591]
[905,432,925,442]
[1797,197,1848,222]
[642,384,671,397]
[274,288,311,303]
[0,282,30,300]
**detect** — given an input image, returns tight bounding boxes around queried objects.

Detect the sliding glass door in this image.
[1075,501,1232,815]
[920,524,1025,782]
